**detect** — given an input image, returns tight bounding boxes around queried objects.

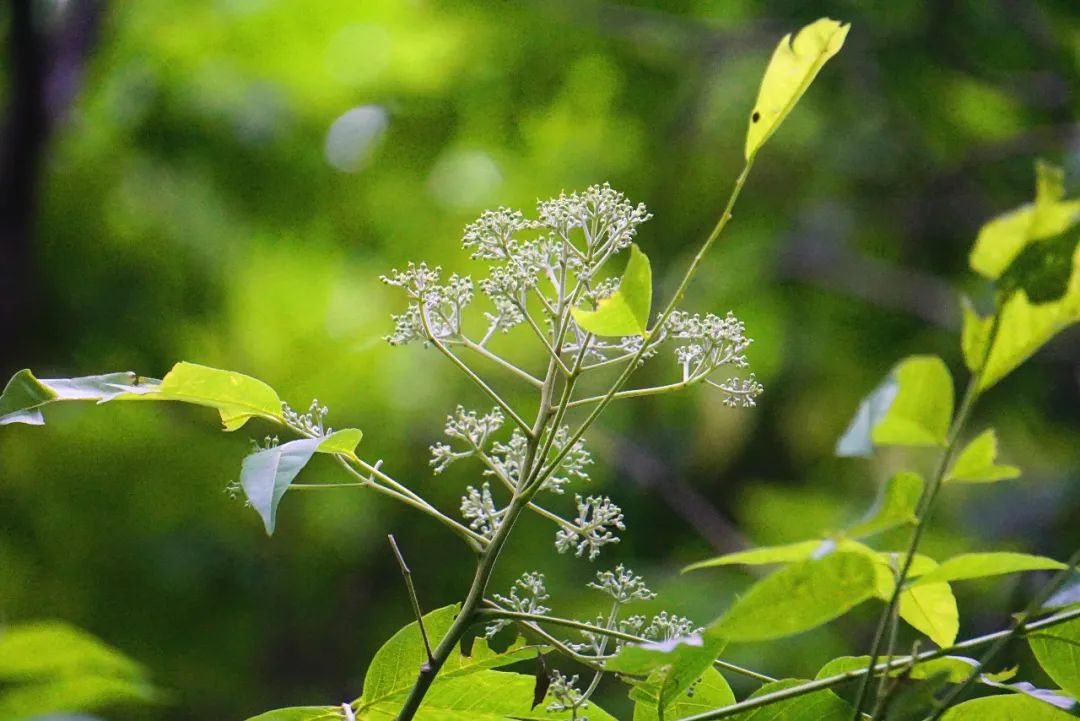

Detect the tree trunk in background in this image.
[0,0,105,372]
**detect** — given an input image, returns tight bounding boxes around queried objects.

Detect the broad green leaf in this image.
[744,18,850,160]
[960,297,994,372]
[940,693,1075,720]
[246,708,343,721]
[1029,616,1080,700]
[0,621,157,720]
[149,361,284,430]
[898,581,959,647]
[846,472,924,539]
[911,552,1066,587]
[737,678,853,721]
[709,551,877,642]
[872,356,953,448]
[836,356,953,456]
[632,667,734,721]
[571,244,652,337]
[0,369,146,426]
[945,430,1020,483]
[241,438,323,535]
[609,634,725,712]
[816,655,982,683]
[682,539,829,572]
[970,161,1080,281]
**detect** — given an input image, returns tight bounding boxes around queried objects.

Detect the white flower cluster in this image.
[460,482,500,538]
[666,310,763,407]
[381,263,474,345]
[546,670,587,718]
[430,406,505,474]
[642,611,702,642]
[555,495,626,561]
[491,426,591,494]
[485,571,550,638]
[588,564,657,605]
[537,183,652,268]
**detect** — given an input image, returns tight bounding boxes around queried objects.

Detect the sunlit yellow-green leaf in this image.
[246,708,343,721]
[1029,616,1080,700]
[940,693,1075,720]
[709,551,877,642]
[571,244,652,337]
[846,471,924,539]
[736,679,854,721]
[682,539,829,572]
[632,667,734,721]
[149,361,284,430]
[744,18,850,160]
[898,580,959,647]
[945,430,1021,483]
[318,428,363,456]
[911,552,1066,587]
[961,296,993,372]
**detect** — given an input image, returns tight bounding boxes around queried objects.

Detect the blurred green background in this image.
[3,1,1080,719]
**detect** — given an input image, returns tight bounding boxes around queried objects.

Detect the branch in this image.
[388,535,435,664]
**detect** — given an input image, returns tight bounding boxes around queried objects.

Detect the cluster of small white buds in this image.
[282,399,332,437]
[642,611,702,642]
[381,264,473,345]
[430,406,505,474]
[460,482,501,538]
[546,670,587,718]
[485,571,550,638]
[555,495,626,561]
[588,565,657,605]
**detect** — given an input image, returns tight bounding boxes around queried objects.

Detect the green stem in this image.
[666,607,1080,721]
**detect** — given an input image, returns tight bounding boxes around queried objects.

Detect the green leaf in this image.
[1029,616,1080,700]
[898,581,959,647]
[836,356,954,457]
[946,430,1021,483]
[0,621,157,720]
[846,472,924,539]
[632,667,734,721]
[682,539,830,572]
[815,655,981,683]
[608,634,725,712]
[245,708,344,721]
[940,693,1076,720]
[744,18,850,160]
[910,552,1066,587]
[0,369,146,426]
[240,438,323,536]
[571,244,652,337]
[318,428,363,456]
[736,679,854,721]
[961,297,994,372]
[708,551,878,642]
[148,361,284,430]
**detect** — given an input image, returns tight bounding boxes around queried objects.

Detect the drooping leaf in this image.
[910,552,1066,587]
[744,18,850,160]
[898,581,959,647]
[0,621,157,720]
[631,667,734,721]
[1029,616,1080,700]
[609,634,725,712]
[736,678,854,721]
[709,551,878,642]
[682,539,831,572]
[245,707,344,721]
[961,297,994,372]
[846,472,924,539]
[571,244,652,337]
[836,356,953,457]
[945,430,1021,484]
[939,693,1076,720]
[0,369,147,426]
[146,361,284,430]
[240,438,323,536]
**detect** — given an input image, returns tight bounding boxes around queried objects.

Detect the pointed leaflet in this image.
[846,471,924,539]
[632,667,734,721]
[571,244,652,337]
[863,549,957,646]
[945,430,1020,484]
[961,297,993,372]
[744,18,850,160]
[836,356,953,457]
[246,709,343,721]
[0,362,285,431]
[1029,616,1080,701]
[910,552,1066,587]
[608,634,726,713]
[736,678,854,721]
[940,693,1076,720]
[682,539,829,572]
[708,551,878,642]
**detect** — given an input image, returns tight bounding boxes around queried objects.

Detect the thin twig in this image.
[388,534,435,664]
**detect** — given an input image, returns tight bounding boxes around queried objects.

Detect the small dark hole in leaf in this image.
[751,111,761,123]
[997,220,1080,304]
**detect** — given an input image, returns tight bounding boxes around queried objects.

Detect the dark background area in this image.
[2,1,1079,719]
